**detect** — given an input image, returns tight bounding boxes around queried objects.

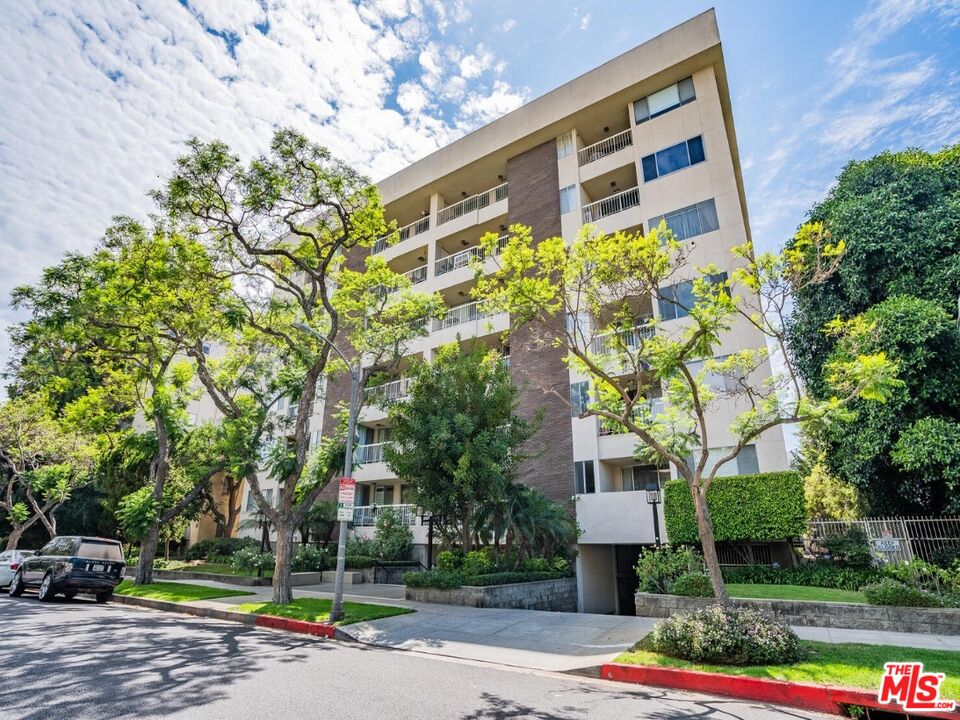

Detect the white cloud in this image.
[580,13,592,30]
[497,19,516,33]
[0,0,527,378]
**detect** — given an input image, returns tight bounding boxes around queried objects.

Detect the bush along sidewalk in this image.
[605,605,960,717]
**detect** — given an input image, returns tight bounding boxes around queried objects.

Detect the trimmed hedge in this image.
[722,563,884,592]
[672,572,714,597]
[403,570,463,589]
[344,555,376,569]
[664,472,805,544]
[466,571,569,586]
[862,578,945,608]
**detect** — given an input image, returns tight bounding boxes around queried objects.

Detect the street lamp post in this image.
[645,481,662,547]
[292,322,359,623]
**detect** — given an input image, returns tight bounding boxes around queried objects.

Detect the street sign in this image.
[337,477,356,521]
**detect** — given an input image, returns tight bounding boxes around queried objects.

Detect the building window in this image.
[685,445,759,477]
[201,342,211,355]
[641,136,706,182]
[246,488,274,512]
[559,185,578,214]
[556,132,575,159]
[659,272,728,321]
[374,484,395,506]
[634,76,695,124]
[574,460,596,495]
[569,381,590,417]
[686,355,743,393]
[621,464,671,491]
[649,199,719,242]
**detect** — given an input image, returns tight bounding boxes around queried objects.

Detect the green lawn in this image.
[115,580,256,602]
[616,640,960,698]
[232,598,413,626]
[727,583,866,604]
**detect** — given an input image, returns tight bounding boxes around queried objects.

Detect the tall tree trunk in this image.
[691,482,729,604]
[5,526,25,551]
[271,522,295,604]
[224,481,241,537]
[135,520,161,585]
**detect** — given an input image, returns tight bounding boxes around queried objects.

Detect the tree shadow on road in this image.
[0,595,331,720]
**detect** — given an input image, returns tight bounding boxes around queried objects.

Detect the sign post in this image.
[337,477,356,521]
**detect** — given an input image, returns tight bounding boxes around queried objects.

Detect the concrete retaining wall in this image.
[407,578,578,612]
[635,592,960,635]
[151,570,325,587]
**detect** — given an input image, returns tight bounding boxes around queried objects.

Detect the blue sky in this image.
[1,0,960,379]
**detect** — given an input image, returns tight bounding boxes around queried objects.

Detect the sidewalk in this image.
[143,577,960,671]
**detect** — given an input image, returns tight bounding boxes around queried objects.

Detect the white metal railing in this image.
[598,399,664,435]
[432,299,495,332]
[355,442,390,464]
[372,216,431,255]
[435,234,509,275]
[437,183,509,225]
[352,504,418,527]
[365,377,412,404]
[374,264,429,300]
[589,317,655,355]
[582,186,640,223]
[578,129,633,166]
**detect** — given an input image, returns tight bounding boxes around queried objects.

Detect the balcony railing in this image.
[372,216,431,255]
[582,186,640,223]
[352,504,418,527]
[437,183,509,226]
[578,129,633,166]
[432,299,495,332]
[589,317,655,355]
[365,377,412,404]
[355,442,390,464]
[375,264,428,299]
[435,234,509,276]
[598,399,664,435]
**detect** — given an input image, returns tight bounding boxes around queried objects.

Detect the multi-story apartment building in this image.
[189,9,789,615]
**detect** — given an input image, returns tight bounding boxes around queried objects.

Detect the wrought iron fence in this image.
[807,516,960,565]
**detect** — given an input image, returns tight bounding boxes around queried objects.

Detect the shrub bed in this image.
[650,605,803,665]
[861,578,945,608]
[722,563,884,591]
[402,569,571,589]
[672,572,714,597]
[186,537,257,561]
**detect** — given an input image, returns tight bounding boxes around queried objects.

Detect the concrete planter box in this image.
[407,577,577,612]
[635,592,960,635]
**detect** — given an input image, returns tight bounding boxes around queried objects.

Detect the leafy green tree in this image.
[11,220,235,582]
[474,222,900,602]
[385,344,537,551]
[155,128,442,604]
[891,417,960,513]
[818,296,960,513]
[372,506,413,561]
[788,145,960,392]
[0,394,93,549]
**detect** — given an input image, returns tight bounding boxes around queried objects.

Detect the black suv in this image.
[8,536,125,603]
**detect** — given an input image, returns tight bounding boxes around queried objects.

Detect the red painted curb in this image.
[600,663,960,718]
[254,614,336,638]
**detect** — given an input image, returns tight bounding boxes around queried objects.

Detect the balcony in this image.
[432,299,495,332]
[356,441,390,465]
[375,264,428,299]
[582,186,640,223]
[576,490,663,545]
[372,216,430,255]
[597,399,664,436]
[435,234,509,276]
[578,129,633,166]
[352,503,418,527]
[437,183,509,226]
[589,317,655,355]
[365,377,412,404]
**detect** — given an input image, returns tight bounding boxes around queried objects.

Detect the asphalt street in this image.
[0,595,826,720]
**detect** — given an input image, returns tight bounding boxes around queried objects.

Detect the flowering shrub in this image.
[292,545,330,572]
[650,605,803,665]
[230,546,275,574]
[861,578,945,608]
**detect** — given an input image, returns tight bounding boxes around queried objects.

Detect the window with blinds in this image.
[649,199,719,242]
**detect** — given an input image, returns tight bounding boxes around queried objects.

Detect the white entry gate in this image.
[808,516,960,565]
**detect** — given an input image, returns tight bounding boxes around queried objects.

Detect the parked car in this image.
[8,536,125,603]
[0,550,35,590]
